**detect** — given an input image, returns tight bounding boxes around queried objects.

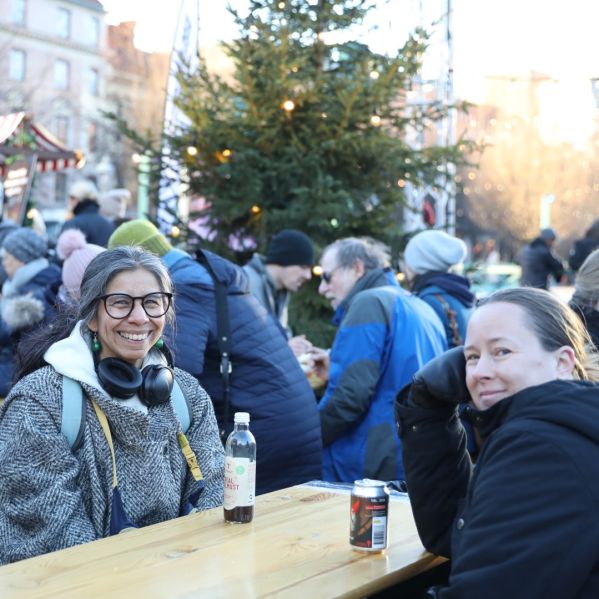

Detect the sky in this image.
[100,0,599,148]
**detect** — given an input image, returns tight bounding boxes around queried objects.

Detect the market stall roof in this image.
[0,112,85,175]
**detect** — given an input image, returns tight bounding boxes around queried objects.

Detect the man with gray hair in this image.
[311,236,447,483]
[60,179,114,247]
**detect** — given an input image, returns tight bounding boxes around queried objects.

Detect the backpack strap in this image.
[195,249,232,442]
[61,376,192,450]
[61,376,86,451]
[433,293,463,347]
[171,379,191,434]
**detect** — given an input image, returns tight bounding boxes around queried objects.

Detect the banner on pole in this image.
[157,0,200,234]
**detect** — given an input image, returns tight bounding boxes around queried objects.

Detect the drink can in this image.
[349,479,389,552]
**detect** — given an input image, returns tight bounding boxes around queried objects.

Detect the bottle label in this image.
[224,457,256,510]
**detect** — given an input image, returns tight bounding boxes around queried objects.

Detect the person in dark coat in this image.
[108,220,323,495]
[516,227,565,289]
[60,180,115,247]
[0,227,60,396]
[395,287,599,598]
[569,218,599,273]
[569,248,599,349]
[403,230,475,348]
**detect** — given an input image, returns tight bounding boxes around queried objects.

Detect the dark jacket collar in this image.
[332,268,393,326]
[465,379,599,443]
[412,271,475,307]
[73,198,100,215]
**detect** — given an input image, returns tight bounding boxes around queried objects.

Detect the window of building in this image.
[55,116,70,144]
[53,59,70,90]
[9,49,26,81]
[87,68,99,96]
[10,0,26,25]
[87,16,101,47]
[57,7,71,39]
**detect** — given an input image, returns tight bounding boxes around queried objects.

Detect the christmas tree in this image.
[167,0,470,256]
[112,0,473,345]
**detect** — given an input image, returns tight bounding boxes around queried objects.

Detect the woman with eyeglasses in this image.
[0,246,224,565]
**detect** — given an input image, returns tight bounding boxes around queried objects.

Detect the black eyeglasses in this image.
[98,292,172,319]
[321,265,342,283]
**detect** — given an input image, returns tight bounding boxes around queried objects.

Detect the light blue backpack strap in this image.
[171,379,191,434]
[61,376,85,450]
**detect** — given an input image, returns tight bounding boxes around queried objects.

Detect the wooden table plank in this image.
[0,485,444,598]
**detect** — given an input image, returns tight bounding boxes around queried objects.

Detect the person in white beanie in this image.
[403,229,479,458]
[403,230,475,349]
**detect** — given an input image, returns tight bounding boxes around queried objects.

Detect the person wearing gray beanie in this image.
[243,229,315,356]
[403,230,475,349]
[0,227,61,397]
[2,227,48,266]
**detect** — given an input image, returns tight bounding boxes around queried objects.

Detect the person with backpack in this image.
[0,246,224,565]
[403,230,475,348]
[107,220,322,495]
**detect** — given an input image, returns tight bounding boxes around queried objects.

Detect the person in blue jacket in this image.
[403,230,475,348]
[0,227,60,396]
[311,236,447,483]
[108,220,322,495]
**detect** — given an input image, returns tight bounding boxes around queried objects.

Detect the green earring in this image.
[91,332,101,353]
[154,337,164,350]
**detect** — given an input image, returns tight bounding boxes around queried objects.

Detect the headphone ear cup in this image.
[139,365,174,406]
[97,358,143,399]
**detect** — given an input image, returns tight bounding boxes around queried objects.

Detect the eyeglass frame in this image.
[97,292,173,319]
[320,265,343,284]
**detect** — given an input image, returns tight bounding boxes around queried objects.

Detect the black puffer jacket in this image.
[396,380,599,598]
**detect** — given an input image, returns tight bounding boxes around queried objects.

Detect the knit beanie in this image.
[404,230,467,275]
[2,227,47,264]
[99,188,130,220]
[57,229,105,299]
[265,229,315,266]
[108,219,172,257]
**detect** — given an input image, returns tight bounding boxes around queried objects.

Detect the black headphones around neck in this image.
[95,345,175,407]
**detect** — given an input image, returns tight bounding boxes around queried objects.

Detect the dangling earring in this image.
[91,332,102,353]
[154,337,164,350]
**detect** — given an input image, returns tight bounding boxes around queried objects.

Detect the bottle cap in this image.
[234,412,250,423]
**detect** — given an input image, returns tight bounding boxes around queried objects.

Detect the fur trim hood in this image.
[1,294,45,332]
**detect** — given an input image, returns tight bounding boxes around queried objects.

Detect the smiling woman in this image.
[395,287,599,597]
[0,246,225,566]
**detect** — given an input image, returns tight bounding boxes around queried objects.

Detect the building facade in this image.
[0,0,169,217]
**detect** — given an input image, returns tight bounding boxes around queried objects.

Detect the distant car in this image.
[467,262,522,299]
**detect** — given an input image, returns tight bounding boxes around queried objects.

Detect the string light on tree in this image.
[187,146,198,156]
[250,205,262,215]
[282,100,295,112]
[369,71,380,80]
[370,114,382,127]
[222,148,232,158]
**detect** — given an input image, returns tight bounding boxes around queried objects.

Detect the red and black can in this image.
[349,479,389,552]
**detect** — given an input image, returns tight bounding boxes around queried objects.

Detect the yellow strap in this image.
[177,432,203,482]
[91,400,118,489]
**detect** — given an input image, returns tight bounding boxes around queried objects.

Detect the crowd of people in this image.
[0,178,598,597]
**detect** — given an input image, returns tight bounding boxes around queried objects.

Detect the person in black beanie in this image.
[243,229,315,355]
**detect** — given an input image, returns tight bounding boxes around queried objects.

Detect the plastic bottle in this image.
[223,412,256,523]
